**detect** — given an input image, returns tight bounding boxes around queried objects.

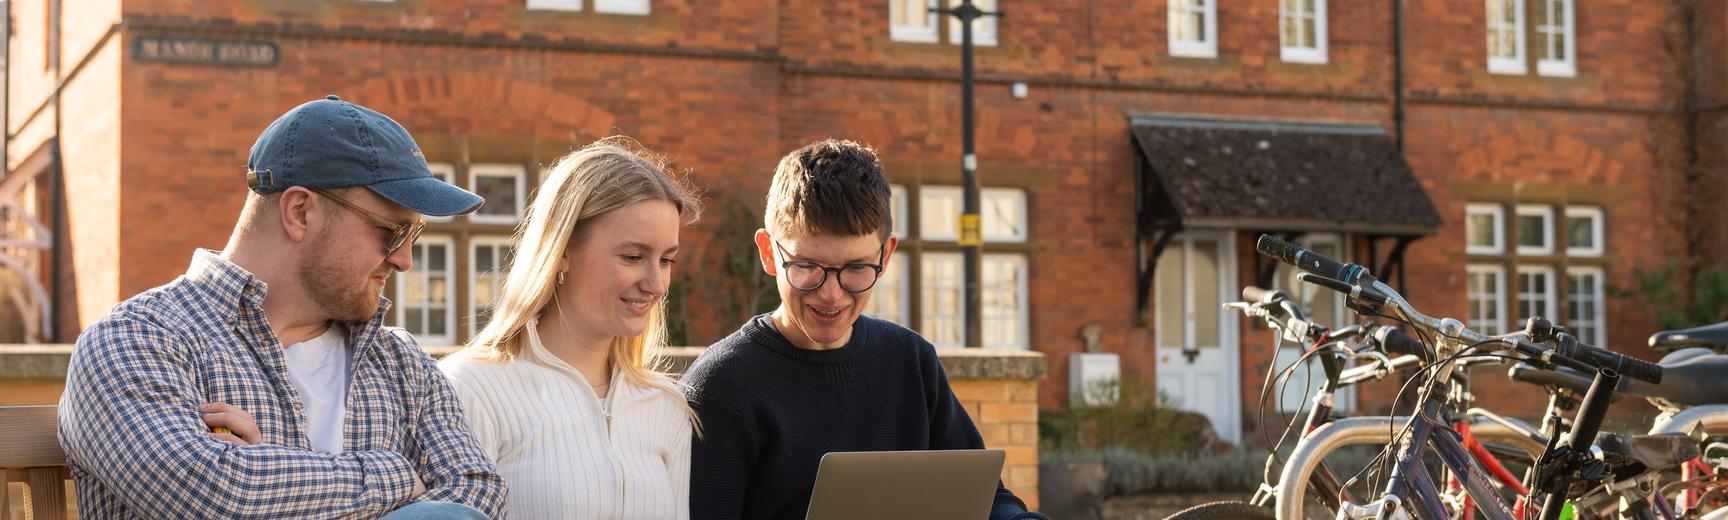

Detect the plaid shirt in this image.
[58,250,507,519]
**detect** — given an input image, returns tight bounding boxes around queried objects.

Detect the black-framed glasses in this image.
[310,188,425,256]
[772,240,885,293]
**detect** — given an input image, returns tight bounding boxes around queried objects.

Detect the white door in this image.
[1154,231,1242,444]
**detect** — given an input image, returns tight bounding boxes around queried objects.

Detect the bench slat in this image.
[0,406,65,468]
[26,467,68,520]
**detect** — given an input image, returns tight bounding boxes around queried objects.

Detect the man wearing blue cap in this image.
[57,96,506,519]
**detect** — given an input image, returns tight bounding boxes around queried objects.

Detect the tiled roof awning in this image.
[1132,117,1441,236]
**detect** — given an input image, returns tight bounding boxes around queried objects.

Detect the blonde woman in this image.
[440,138,701,519]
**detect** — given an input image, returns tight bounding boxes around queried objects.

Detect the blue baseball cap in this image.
[246,95,483,217]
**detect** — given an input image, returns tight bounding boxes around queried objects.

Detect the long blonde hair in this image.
[457,137,701,424]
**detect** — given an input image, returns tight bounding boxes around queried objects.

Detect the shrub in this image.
[1038,378,1220,456]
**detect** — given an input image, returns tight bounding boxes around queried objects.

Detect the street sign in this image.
[958,214,982,246]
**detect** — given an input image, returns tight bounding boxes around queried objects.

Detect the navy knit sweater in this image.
[684,314,1048,520]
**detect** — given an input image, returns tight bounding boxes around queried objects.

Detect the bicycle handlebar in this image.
[1258,234,1662,385]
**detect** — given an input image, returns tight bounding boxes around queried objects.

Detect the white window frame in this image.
[526,0,582,11]
[981,253,1030,350]
[1486,0,1527,74]
[1566,266,1607,347]
[1279,0,1328,64]
[918,186,962,241]
[1515,265,1558,328]
[1534,0,1576,77]
[469,163,527,225]
[890,0,941,43]
[946,0,998,47]
[981,188,1027,243]
[1467,264,1508,335]
[594,0,649,15]
[468,236,516,338]
[1465,203,1505,255]
[921,252,966,348]
[1564,206,1604,257]
[1515,204,1555,256]
[1168,0,1218,59]
[424,162,456,223]
[395,234,456,346]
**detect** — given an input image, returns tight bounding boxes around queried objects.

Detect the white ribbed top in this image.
[440,322,693,520]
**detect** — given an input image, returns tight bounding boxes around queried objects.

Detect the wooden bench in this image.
[1,406,70,520]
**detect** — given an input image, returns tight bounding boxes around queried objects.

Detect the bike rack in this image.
[1275,416,1549,520]
[1648,404,1728,437]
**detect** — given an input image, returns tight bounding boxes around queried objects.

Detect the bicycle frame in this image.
[1379,400,1521,520]
[1276,414,1547,520]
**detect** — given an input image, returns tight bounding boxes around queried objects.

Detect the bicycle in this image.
[1252,234,1666,520]
[1169,286,1549,520]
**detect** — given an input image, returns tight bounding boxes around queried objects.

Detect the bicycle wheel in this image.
[1165,501,1277,520]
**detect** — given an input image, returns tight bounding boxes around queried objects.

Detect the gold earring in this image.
[557,271,566,285]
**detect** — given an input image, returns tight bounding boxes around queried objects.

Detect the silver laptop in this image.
[805,449,1005,520]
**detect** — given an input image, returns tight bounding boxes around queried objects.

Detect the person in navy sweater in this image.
[682,139,1049,520]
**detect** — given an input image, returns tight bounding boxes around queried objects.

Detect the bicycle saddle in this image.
[1649,321,1728,351]
[1594,432,1700,479]
[1508,348,1728,407]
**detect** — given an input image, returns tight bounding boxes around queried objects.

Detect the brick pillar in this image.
[950,377,1041,510]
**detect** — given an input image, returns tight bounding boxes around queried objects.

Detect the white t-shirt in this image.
[283,324,352,453]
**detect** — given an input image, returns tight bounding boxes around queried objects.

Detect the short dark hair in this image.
[763,139,893,239]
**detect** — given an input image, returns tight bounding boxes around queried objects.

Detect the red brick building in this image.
[2,0,1720,443]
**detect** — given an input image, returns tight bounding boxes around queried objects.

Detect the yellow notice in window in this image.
[958,214,983,247]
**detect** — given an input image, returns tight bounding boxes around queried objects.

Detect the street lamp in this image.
[941,0,1001,348]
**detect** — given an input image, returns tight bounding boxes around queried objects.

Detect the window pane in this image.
[1170,0,1207,43]
[396,237,452,340]
[1567,215,1594,251]
[403,271,426,302]
[428,309,447,337]
[920,188,960,239]
[527,0,582,10]
[593,0,649,15]
[981,189,1026,242]
[1467,212,1498,250]
[475,174,518,219]
[476,247,494,273]
[893,0,929,27]
[1193,239,1219,346]
[472,242,511,336]
[983,255,1027,348]
[1568,270,1603,346]
[863,260,907,324]
[428,244,447,271]
[1517,214,1548,250]
[429,276,447,302]
[1156,244,1185,347]
[1468,267,1504,335]
[1519,270,1552,324]
[921,253,964,346]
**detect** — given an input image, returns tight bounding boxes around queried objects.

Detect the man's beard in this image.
[299,233,383,322]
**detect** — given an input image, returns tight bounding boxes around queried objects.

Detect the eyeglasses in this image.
[772,240,885,293]
[309,188,425,256]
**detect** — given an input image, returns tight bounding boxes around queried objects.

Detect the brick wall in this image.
[950,377,1041,510]
[9,0,1716,440]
